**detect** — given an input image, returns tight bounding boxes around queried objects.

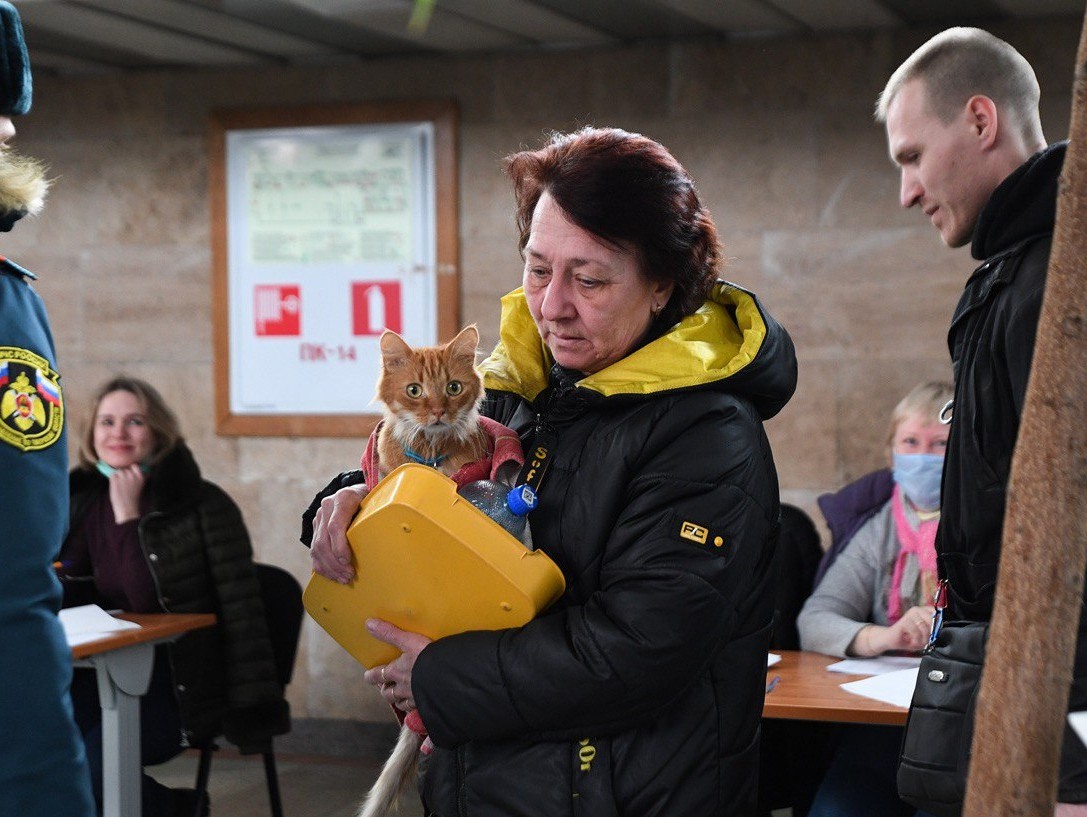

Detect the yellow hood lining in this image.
[479,282,768,400]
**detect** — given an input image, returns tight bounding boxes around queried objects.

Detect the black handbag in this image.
[897,584,989,817]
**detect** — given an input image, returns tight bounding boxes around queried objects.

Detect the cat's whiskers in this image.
[374,325,487,479]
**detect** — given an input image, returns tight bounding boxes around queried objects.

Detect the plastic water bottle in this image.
[458,480,538,545]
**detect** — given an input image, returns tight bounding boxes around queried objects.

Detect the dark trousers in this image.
[70,649,185,817]
[808,724,936,817]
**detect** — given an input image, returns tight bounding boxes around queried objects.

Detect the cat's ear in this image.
[447,324,479,359]
[379,330,412,369]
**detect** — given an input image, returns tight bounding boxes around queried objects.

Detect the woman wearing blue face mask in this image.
[795,380,951,817]
[58,376,288,817]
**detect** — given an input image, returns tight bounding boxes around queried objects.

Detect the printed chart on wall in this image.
[210,102,459,436]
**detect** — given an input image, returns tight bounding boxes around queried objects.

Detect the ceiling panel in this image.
[653,0,804,34]
[529,0,711,40]
[151,0,423,56]
[435,0,616,48]
[327,1,534,51]
[764,0,902,31]
[993,0,1086,15]
[9,0,1086,75]
[82,0,342,59]
[876,0,1011,26]
[19,2,271,66]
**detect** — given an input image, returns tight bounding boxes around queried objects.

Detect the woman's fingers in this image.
[310,484,368,583]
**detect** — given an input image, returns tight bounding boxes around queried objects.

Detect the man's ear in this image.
[965,94,1000,150]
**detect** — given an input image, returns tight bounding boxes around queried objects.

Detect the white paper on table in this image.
[827,655,922,676]
[839,667,919,709]
[1070,711,1087,749]
[768,653,782,667]
[60,604,141,648]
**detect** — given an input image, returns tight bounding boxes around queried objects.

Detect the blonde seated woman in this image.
[798,380,952,817]
[59,377,287,817]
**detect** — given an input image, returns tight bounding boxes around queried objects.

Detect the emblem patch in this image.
[679,521,709,544]
[0,347,63,451]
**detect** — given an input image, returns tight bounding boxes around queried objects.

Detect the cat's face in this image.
[377,326,483,443]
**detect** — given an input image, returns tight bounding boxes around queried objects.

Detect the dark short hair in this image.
[78,376,183,470]
[504,127,721,325]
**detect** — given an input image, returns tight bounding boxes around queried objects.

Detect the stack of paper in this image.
[60,604,141,648]
[827,655,922,676]
[839,667,920,708]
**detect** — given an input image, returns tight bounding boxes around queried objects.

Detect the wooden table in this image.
[763,650,909,726]
[72,613,216,817]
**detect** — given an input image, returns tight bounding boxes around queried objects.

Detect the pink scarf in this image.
[360,415,524,489]
[886,485,939,624]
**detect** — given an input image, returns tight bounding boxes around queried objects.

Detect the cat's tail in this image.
[357,724,423,817]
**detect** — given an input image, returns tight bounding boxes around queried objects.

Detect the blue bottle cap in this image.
[505,484,538,516]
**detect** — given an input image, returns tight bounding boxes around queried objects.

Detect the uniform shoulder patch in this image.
[0,347,63,451]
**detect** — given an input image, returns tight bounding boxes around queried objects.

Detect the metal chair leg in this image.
[262,749,285,817]
[192,742,215,817]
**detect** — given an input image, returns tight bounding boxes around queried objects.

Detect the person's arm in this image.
[1004,243,1048,418]
[305,479,369,584]
[57,508,102,608]
[412,395,778,748]
[849,605,933,656]
[300,470,366,548]
[797,511,887,657]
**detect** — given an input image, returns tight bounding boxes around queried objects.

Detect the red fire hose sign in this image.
[254,285,301,336]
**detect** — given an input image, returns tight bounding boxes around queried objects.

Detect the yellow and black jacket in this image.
[413,281,797,816]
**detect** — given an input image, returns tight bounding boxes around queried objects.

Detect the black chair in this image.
[191,563,304,817]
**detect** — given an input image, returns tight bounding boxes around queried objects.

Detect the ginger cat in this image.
[374,325,488,481]
[360,324,488,817]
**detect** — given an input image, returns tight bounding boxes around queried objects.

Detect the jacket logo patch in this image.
[577,737,596,771]
[679,521,708,544]
[0,347,63,452]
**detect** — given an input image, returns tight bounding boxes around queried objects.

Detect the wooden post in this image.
[962,11,1087,817]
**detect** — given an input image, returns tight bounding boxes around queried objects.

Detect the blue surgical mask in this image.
[96,460,151,477]
[892,453,944,511]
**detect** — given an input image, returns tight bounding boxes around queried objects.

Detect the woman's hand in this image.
[107,464,145,524]
[850,605,933,656]
[1055,803,1087,816]
[310,483,368,583]
[363,618,432,712]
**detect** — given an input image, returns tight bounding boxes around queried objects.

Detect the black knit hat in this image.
[0,1,31,116]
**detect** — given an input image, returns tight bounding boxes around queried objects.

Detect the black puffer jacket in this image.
[938,142,1087,800]
[65,443,289,751]
[411,281,796,816]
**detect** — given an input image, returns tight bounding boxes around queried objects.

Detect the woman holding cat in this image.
[60,376,288,817]
[304,126,797,816]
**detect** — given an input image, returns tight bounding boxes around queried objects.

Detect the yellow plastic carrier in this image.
[302,463,566,668]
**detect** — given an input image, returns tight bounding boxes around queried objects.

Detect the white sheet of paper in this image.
[768,653,782,667]
[827,656,922,676]
[839,667,919,709]
[60,604,141,648]
[1070,711,1087,749]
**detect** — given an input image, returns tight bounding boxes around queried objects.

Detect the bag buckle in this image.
[923,579,948,655]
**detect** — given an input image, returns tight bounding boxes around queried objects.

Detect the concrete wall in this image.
[8,18,1077,723]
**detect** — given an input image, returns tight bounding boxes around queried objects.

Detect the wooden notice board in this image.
[209,100,459,437]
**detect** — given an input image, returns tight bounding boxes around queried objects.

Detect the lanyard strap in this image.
[517,421,556,495]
